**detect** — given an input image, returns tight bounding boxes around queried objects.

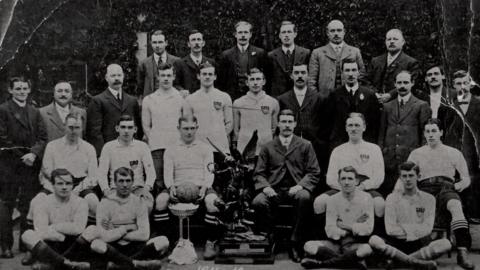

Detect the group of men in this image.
[0,18,479,270]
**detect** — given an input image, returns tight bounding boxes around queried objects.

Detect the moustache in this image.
[114,81,122,84]
[296,79,305,82]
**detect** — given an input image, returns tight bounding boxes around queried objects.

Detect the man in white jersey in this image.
[97,114,156,213]
[233,68,279,156]
[21,169,90,270]
[313,113,385,239]
[403,118,474,269]
[88,167,168,269]
[369,161,450,269]
[302,166,373,269]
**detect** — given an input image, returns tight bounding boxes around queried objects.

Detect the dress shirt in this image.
[294,86,307,106]
[279,134,293,148]
[385,190,435,241]
[55,103,70,124]
[282,45,295,56]
[108,87,121,100]
[190,54,202,66]
[398,92,411,106]
[329,42,344,55]
[387,51,401,66]
[154,52,167,65]
[237,44,249,53]
[429,91,442,119]
[345,83,359,96]
[163,139,214,188]
[12,98,26,107]
[325,190,374,240]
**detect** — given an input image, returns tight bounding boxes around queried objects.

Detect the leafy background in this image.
[0,0,476,107]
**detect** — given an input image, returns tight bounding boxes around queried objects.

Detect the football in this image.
[175,182,200,203]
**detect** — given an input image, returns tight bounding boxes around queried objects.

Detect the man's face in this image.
[151,34,167,55]
[247,72,265,93]
[9,81,30,103]
[425,67,445,89]
[198,67,216,88]
[453,75,471,100]
[346,116,365,142]
[115,174,133,197]
[399,169,418,191]
[291,65,308,88]
[395,72,413,97]
[424,123,443,147]
[235,24,252,46]
[338,171,358,194]
[53,174,73,199]
[188,33,205,54]
[54,82,73,107]
[343,62,359,86]
[278,114,296,137]
[105,65,124,91]
[326,21,345,44]
[65,117,82,141]
[385,30,405,54]
[115,120,136,142]
[279,24,297,46]
[178,120,198,144]
[158,68,175,90]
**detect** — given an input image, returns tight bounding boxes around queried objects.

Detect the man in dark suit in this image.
[278,64,329,181]
[378,70,431,196]
[308,20,366,99]
[451,70,480,222]
[367,29,421,103]
[327,59,381,149]
[0,76,47,258]
[217,21,267,101]
[174,29,215,94]
[252,109,320,262]
[87,63,142,156]
[266,21,310,97]
[39,81,86,142]
[137,30,180,98]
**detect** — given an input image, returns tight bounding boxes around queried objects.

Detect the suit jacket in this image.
[378,95,431,169]
[173,55,216,93]
[327,85,382,148]
[217,45,267,101]
[86,89,142,155]
[308,43,366,99]
[368,51,421,94]
[137,53,180,97]
[254,135,320,192]
[266,46,311,97]
[39,103,86,142]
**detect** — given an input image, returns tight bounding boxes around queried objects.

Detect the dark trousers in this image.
[0,200,14,250]
[252,188,312,243]
[151,149,165,191]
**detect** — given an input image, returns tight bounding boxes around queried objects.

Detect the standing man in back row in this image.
[217,21,267,101]
[137,30,180,98]
[308,19,365,99]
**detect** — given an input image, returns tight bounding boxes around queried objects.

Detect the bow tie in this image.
[458,101,469,105]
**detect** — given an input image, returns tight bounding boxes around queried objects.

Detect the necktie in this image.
[400,99,404,107]
[286,50,292,59]
[335,46,341,55]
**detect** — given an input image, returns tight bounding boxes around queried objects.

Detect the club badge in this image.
[213,101,222,110]
[360,153,370,163]
[261,105,270,114]
[359,93,364,100]
[129,160,139,170]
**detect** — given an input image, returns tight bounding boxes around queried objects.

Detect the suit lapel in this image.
[301,88,315,109]
[398,96,416,123]
[273,137,287,155]
[184,55,198,71]
[285,136,301,156]
[273,49,288,73]
[293,47,305,65]
[8,100,28,128]
[288,90,301,110]
[46,103,64,131]
[105,90,122,111]
[340,44,352,60]
[324,44,337,60]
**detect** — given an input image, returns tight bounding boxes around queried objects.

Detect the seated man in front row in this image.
[21,168,91,270]
[252,109,320,262]
[97,114,156,213]
[160,114,222,260]
[369,161,451,269]
[302,166,374,269]
[87,167,168,269]
[401,119,474,269]
[314,112,385,238]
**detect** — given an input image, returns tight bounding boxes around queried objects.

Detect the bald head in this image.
[105,64,124,91]
[327,20,345,44]
[385,29,405,54]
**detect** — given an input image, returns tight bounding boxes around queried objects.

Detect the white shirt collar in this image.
[108,87,121,99]
[12,98,26,107]
[329,42,344,51]
[345,83,359,94]
[237,44,249,53]
[282,45,295,54]
[279,134,293,147]
[154,52,167,64]
[190,54,202,65]
[387,51,401,63]
[55,102,70,112]
[294,86,307,95]
[398,92,412,104]
[430,91,442,100]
